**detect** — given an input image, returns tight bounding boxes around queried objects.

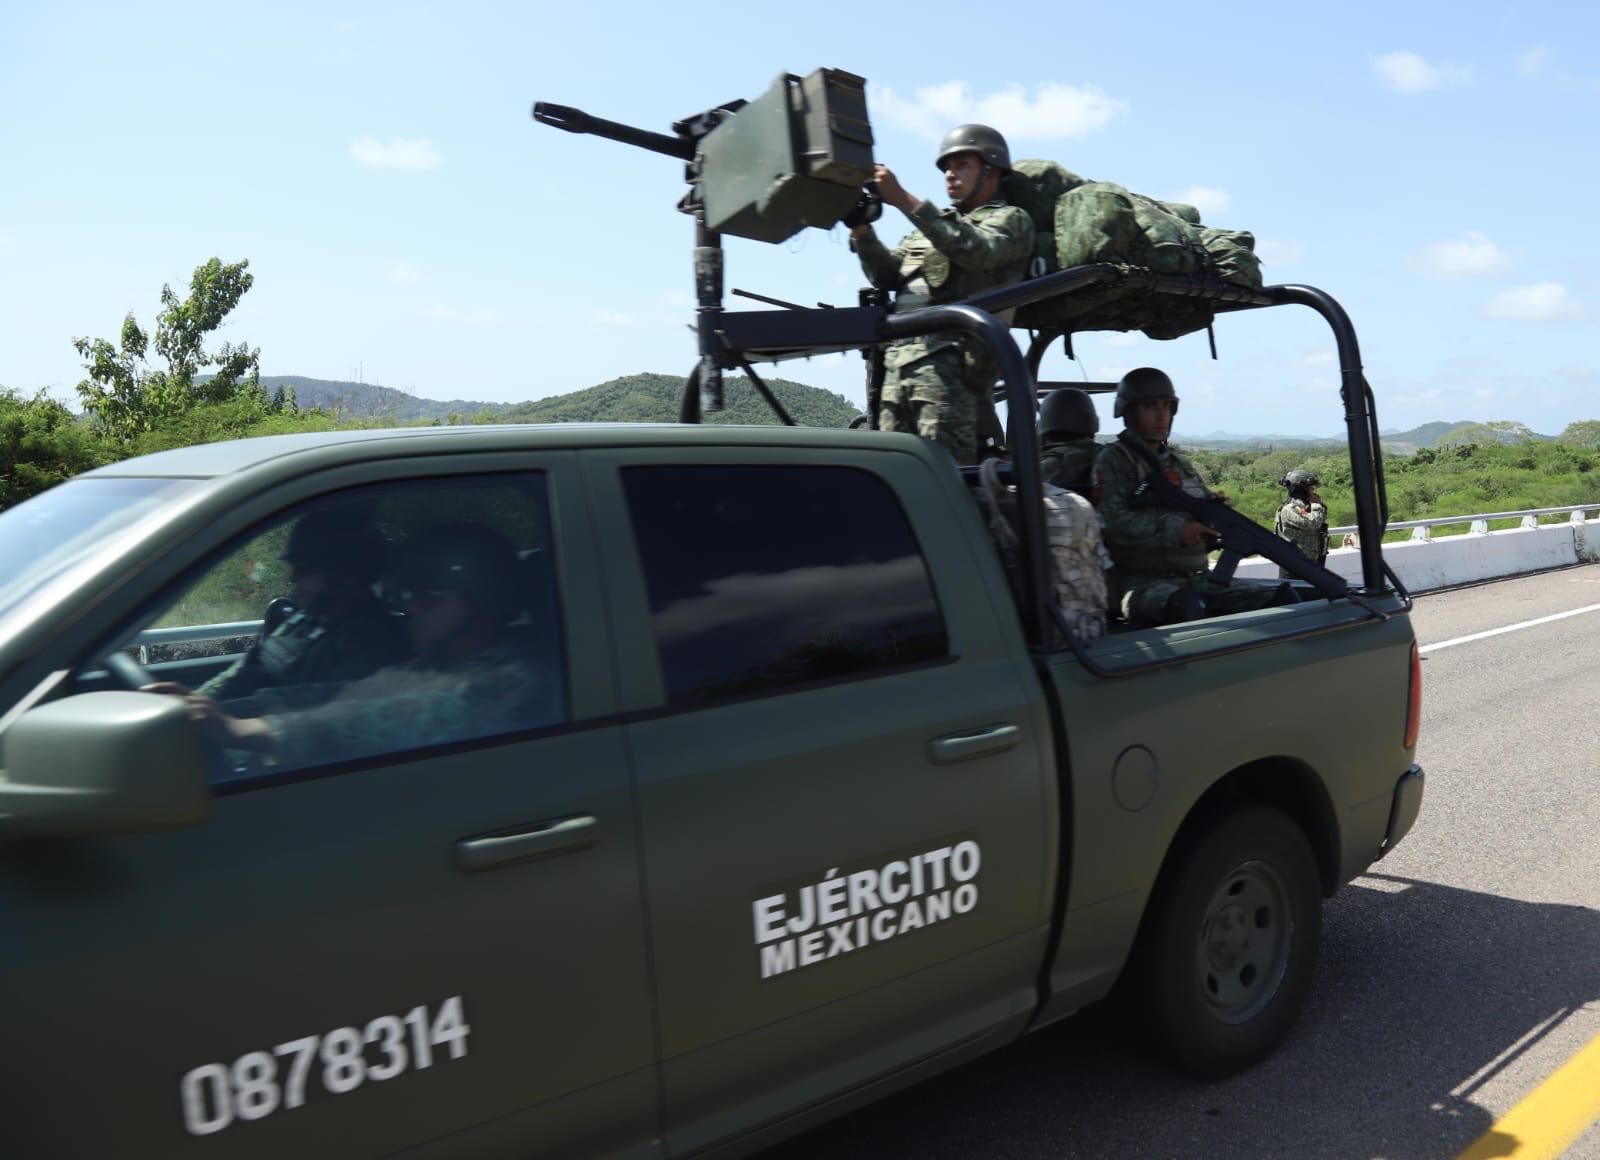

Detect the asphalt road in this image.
[765,564,1600,1160]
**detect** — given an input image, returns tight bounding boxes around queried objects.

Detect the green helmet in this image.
[1280,470,1321,495]
[280,508,387,585]
[935,124,1012,173]
[1113,367,1178,419]
[392,522,521,625]
[1039,388,1099,439]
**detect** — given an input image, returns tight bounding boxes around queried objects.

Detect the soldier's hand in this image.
[1180,520,1220,548]
[140,680,193,697]
[1209,490,1230,505]
[872,164,918,215]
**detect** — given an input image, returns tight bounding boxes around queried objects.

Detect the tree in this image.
[1435,420,1535,448]
[1558,420,1600,448]
[0,389,112,510]
[73,258,279,442]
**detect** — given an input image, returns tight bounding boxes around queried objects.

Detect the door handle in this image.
[455,815,598,872]
[928,723,1020,765]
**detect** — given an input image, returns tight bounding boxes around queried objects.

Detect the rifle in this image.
[1126,444,1349,599]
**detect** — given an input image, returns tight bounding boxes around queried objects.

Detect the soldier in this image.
[1275,470,1329,579]
[167,523,561,769]
[850,125,1034,465]
[1092,368,1282,627]
[1038,387,1101,495]
[197,507,408,702]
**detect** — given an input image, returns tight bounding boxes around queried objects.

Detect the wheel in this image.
[1122,804,1322,1079]
[101,649,156,690]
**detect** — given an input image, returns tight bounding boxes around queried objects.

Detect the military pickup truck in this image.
[0,373,1422,1155]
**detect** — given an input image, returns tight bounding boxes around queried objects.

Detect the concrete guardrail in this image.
[1235,506,1600,592]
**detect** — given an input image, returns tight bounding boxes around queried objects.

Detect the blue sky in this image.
[2,1,1596,437]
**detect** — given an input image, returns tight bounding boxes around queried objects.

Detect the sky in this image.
[3,1,1597,438]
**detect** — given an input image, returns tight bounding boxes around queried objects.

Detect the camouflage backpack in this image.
[975,458,1108,642]
[999,162,1263,340]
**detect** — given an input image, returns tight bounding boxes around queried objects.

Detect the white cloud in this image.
[1411,231,1512,278]
[590,311,638,327]
[388,263,425,284]
[1174,185,1230,218]
[1371,51,1473,94]
[1483,283,1583,322]
[351,137,442,171]
[1302,351,1336,368]
[418,304,502,325]
[1256,239,1305,266]
[1516,45,1555,77]
[873,80,1126,142]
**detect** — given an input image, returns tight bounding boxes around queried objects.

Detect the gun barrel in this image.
[531,102,695,161]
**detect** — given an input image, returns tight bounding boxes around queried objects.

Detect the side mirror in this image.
[0,692,211,837]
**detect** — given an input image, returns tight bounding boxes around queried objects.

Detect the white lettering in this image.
[798,930,825,966]
[953,883,979,914]
[787,885,817,935]
[871,908,898,941]
[847,869,881,915]
[898,900,925,933]
[761,940,798,978]
[826,923,855,957]
[924,890,952,923]
[910,853,925,897]
[817,870,849,925]
[950,840,981,882]
[923,847,952,890]
[753,895,788,944]
[880,860,911,903]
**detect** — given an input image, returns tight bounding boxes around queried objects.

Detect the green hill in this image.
[256,376,513,422]
[498,373,859,427]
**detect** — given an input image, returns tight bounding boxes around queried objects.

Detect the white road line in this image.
[1420,603,1600,654]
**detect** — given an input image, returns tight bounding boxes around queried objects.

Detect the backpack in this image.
[975,459,1108,642]
[999,163,1263,340]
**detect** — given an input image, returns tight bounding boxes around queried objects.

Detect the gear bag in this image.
[975,458,1108,642]
[999,162,1262,340]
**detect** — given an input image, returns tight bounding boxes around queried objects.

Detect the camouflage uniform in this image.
[1275,497,1329,579]
[1039,435,1100,495]
[855,199,1034,464]
[198,597,408,702]
[1092,430,1280,627]
[235,644,562,770]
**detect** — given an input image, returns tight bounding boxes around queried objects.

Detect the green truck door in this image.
[0,460,659,1159]
[588,448,1058,1154]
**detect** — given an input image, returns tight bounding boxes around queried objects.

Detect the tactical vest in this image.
[1105,434,1211,575]
[893,201,1029,320]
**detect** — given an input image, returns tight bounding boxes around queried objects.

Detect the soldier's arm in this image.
[910,202,1034,271]
[1092,448,1187,552]
[1276,502,1322,533]
[852,228,905,290]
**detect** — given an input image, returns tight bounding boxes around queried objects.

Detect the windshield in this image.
[0,477,199,618]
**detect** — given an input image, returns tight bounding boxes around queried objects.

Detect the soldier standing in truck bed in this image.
[850,125,1034,465]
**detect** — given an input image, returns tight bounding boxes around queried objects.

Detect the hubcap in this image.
[1195,859,1294,1024]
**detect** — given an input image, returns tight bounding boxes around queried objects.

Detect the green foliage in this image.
[1436,420,1536,448]
[497,373,860,427]
[74,258,283,443]
[0,389,113,509]
[1558,420,1600,448]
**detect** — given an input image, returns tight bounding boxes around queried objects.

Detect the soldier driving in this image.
[197,508,408,702]
[850,125,1034,464]
[1092,368,1283,627]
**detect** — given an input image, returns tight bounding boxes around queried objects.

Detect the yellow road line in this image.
[1458,1027,1600,1159]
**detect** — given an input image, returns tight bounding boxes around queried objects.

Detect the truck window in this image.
[621,464,947,706]
[109,473,567,782]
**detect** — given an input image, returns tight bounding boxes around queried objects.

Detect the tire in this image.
[1122,804,1322,1079]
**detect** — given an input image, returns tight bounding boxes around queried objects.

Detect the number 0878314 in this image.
[179,995,471,1137]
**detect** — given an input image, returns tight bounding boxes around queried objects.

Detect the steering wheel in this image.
[102,649,157,691]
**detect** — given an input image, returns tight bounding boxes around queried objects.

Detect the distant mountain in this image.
[498,373,858,427]
[258,376,514,422]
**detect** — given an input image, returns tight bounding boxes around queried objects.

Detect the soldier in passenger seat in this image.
[154,522,564,769]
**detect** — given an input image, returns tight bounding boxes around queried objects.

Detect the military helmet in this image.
[1039,387,1100,439]
[392,522,521,624]
[935,124,1012,173]
[280,508,387,584]
[1113,367,1178,419]
[1279,469,1321,493]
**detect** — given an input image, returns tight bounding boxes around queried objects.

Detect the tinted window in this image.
[108,473,566,783]
[622,465,947,705]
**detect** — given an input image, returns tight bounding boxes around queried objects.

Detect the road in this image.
[766,564,1600,1160]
